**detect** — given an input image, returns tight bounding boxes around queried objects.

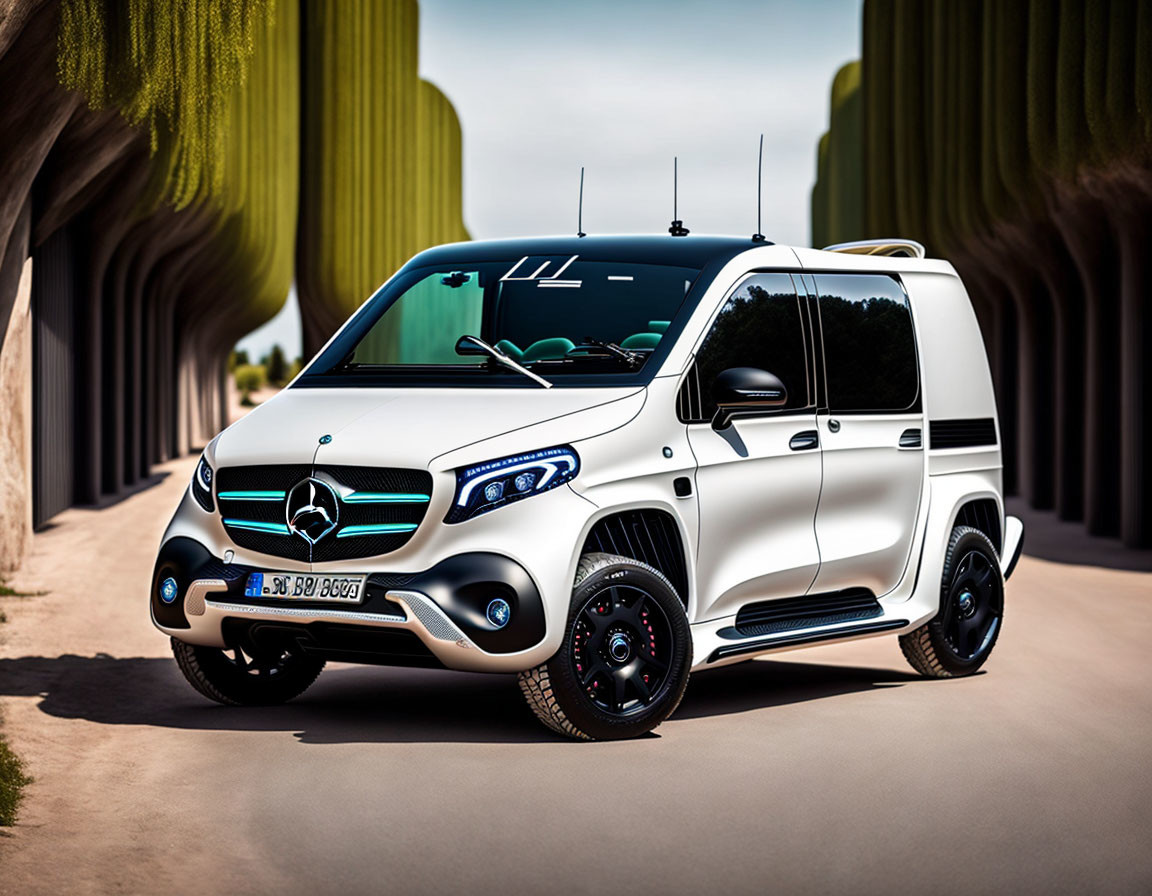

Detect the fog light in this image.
[160,577,179,604]
[486,597,511,629]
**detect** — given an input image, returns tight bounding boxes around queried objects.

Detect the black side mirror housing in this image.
[711,367,788,430]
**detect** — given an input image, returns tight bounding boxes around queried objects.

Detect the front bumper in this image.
[151,540,553,673]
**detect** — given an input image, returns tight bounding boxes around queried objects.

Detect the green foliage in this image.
[0,734,32,826]
[0,580,41,597]
[228,349,249,371]
[860,0,895,238]
[57,0,274,209]
[234,363,266,404]
[825,61,863,245]
[202,0,299,341]
[814,0,1152,249]
[811,132,831,248]
[265,344,287,385]
[296,0,470,351]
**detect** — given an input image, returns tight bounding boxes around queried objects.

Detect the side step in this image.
[726,588,883,639]
[707,618,909,664]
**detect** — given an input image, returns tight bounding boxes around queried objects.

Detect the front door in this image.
[806,273,925,597]
[687,273,823,621]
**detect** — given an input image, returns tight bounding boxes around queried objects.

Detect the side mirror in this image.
[711,367,787,431]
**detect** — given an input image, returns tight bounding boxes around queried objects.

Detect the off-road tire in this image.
[900,525,1004,678]
[518,553,692,740]
[172,637,325,706]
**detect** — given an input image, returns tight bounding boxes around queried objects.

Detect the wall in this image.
[811,0,1152,547]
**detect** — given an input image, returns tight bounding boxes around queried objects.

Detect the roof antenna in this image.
[669,156,689,236]
[752,134,767,242]
[577,166,587,238]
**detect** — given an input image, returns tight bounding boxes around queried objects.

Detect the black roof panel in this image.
[404,234,771,271]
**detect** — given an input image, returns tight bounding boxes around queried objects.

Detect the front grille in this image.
[216,464,433,563]
[734,589,882,638]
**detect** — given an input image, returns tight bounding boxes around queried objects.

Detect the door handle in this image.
[899,428,922,448]
[789,430,819,451]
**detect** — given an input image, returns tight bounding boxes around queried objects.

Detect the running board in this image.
[706,618,909,663]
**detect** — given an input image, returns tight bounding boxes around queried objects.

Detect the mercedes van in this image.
[151,235,1024,740]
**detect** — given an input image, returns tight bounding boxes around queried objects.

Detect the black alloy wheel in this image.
[518,553,692,740]
[571,582,673,715]
[900,526,1005,678]
[940,548,1003,661]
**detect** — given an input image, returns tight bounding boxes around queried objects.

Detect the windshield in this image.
[299,255,701,388]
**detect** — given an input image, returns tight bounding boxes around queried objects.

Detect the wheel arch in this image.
[952,496,1003,556]
[578,507,691,610]
[899,473,1003,631]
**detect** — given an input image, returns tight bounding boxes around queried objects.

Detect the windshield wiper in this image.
[569,338,645,371]
[455,335,553,389]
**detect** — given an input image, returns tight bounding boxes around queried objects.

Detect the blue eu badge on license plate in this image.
[245,573,264,597]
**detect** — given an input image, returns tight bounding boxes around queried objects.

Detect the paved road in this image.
[1,456,1150,895]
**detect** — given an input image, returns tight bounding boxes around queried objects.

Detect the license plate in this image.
[244,572,366,603]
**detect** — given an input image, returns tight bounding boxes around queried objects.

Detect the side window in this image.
[815,274,919,413]
[689,273,811,419]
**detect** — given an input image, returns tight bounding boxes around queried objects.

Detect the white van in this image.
[152,235,1024,740]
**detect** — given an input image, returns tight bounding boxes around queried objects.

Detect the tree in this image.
[234,364,266,406]
[265,343,288,385]
[229,348,249,371]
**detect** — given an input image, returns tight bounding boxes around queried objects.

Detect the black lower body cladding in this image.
[405,553,545,654]
[151,536,217,629]
[153,539,545,654]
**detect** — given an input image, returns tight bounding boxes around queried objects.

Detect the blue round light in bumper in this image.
[486,597,511,629]
[160,576,179,604]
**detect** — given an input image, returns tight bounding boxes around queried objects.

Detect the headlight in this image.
[191,454,214,512]
[445,446,580,523]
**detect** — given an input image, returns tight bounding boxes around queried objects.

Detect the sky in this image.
[238,0,862,362]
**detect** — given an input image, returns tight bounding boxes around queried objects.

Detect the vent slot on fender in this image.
[677,364,706,424]
[581,510,689,604]
[955,499,1002,555]
[929,418,997,449]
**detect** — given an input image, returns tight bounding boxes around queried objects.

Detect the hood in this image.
[211,385,644,470]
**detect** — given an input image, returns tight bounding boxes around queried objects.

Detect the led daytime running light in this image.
[446,445,580,524]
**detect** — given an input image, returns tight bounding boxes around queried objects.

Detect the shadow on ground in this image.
[0,653,917,745]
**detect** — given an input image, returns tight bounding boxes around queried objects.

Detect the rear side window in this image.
[815,274,919,413]
[691,272,812,418]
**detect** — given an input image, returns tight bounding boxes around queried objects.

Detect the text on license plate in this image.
[244,572,366,603]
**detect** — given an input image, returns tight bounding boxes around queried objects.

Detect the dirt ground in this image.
[1,454,1150,895]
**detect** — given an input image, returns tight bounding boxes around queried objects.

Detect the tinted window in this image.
[303,258,699,385]
[356,271,483,364]
[693,273,811,417]
[816,274,918,412]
